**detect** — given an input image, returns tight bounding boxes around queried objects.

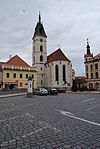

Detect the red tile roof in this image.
[47,48,70,64]
[7,55,30,67]
[93,53,100,60]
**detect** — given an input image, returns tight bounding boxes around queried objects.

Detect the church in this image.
[32,13,72,90]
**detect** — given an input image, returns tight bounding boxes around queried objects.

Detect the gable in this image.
[47,48,70,64]
[7,55,30,67]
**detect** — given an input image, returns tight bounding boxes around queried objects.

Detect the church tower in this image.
[84,39,93,62]
[32,12,47,87]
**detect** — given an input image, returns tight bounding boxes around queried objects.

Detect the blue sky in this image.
[0,0,100,75]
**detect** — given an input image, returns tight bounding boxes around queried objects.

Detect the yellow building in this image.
[0,55,37,90]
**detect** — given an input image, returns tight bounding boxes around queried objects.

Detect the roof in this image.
[7,55,30,67]
[47,48,71,64]
[93,53,100,60]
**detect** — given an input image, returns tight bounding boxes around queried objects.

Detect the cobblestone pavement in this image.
[0,93,100,149]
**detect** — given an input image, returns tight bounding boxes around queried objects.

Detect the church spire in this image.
[86,38,91,55]
[39,11,41,23]
[32,12,47,38]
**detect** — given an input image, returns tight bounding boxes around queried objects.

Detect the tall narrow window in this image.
[63,65,66,81]
[95,63,98,70]
[55,65,59,81]
[6,73,10,78]
[96,72,98,78]
[91,73,93,79]
[40,55,43,62]
[13,73,16,78]
[40,45,43,52]
[20,74,22,78]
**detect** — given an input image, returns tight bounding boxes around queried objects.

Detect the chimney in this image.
[9,55,12,60]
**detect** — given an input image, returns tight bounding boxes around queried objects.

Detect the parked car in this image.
[47,88,58,95]
[37,88,48,96]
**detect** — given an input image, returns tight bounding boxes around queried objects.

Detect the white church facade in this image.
[32,13,72,90]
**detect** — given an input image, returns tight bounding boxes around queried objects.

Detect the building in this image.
[0,55,37,90]
[32,13,72,90]
[84,39,100,90]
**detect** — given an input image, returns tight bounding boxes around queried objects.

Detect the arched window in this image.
[40,45,43,52]
[63,65,66,81]
[40,55,43,62]
[55,65,59,81]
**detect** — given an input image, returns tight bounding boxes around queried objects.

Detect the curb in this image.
[0,93,27,99]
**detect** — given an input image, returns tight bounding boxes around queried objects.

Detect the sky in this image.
[0,0,100,76]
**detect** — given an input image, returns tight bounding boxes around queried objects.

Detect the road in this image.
[0,93,100,149]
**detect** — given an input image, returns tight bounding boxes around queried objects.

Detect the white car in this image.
[37,88,48,96]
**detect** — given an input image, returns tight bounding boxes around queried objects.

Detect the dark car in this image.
[47,88,58,95]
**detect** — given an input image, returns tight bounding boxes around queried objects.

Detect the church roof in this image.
[47,48,71,64]
[93,53,100,60]
[7,55,30,67]
[32,13,47,38]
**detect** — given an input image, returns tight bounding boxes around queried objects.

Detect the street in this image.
[0,93,100,149]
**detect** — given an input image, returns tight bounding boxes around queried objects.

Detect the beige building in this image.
[0,55,37,90]
[84,39,100,90]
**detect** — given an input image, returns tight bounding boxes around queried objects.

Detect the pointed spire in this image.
[39,11,41,23]
[86,38,91,55]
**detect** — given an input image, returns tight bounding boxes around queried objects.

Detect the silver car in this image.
[37,88,48,96]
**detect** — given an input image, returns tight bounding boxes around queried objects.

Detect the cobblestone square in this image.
[0,93,100,148]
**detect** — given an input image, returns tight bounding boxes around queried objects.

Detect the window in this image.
[95,72,98,78]
[26,74,28,79]
[90,65,93,70]
[40,45,43,52]
[86,65,88,71]
[86,73,88,79]
[20,74,22,78]
[6,73,10,78]
[41,67,42,71]
[13,73,16,78]
[63,65,66,81]
[40,55,43,62]
[91,73,93,79]
[20,82,22,87]
[95,63,98,70]
[40,38,43,42]
[41,80,43,85]
[42,74,43,77]
[55,65,59,81]
[32,74,34,79]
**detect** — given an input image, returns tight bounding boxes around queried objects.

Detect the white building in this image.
[32,13,72,90]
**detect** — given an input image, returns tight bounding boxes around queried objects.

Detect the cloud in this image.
[0,0,100,76]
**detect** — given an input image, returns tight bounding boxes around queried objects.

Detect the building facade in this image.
[84,39,100,90]
[0,55,37,90]
[32,13,72,89]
